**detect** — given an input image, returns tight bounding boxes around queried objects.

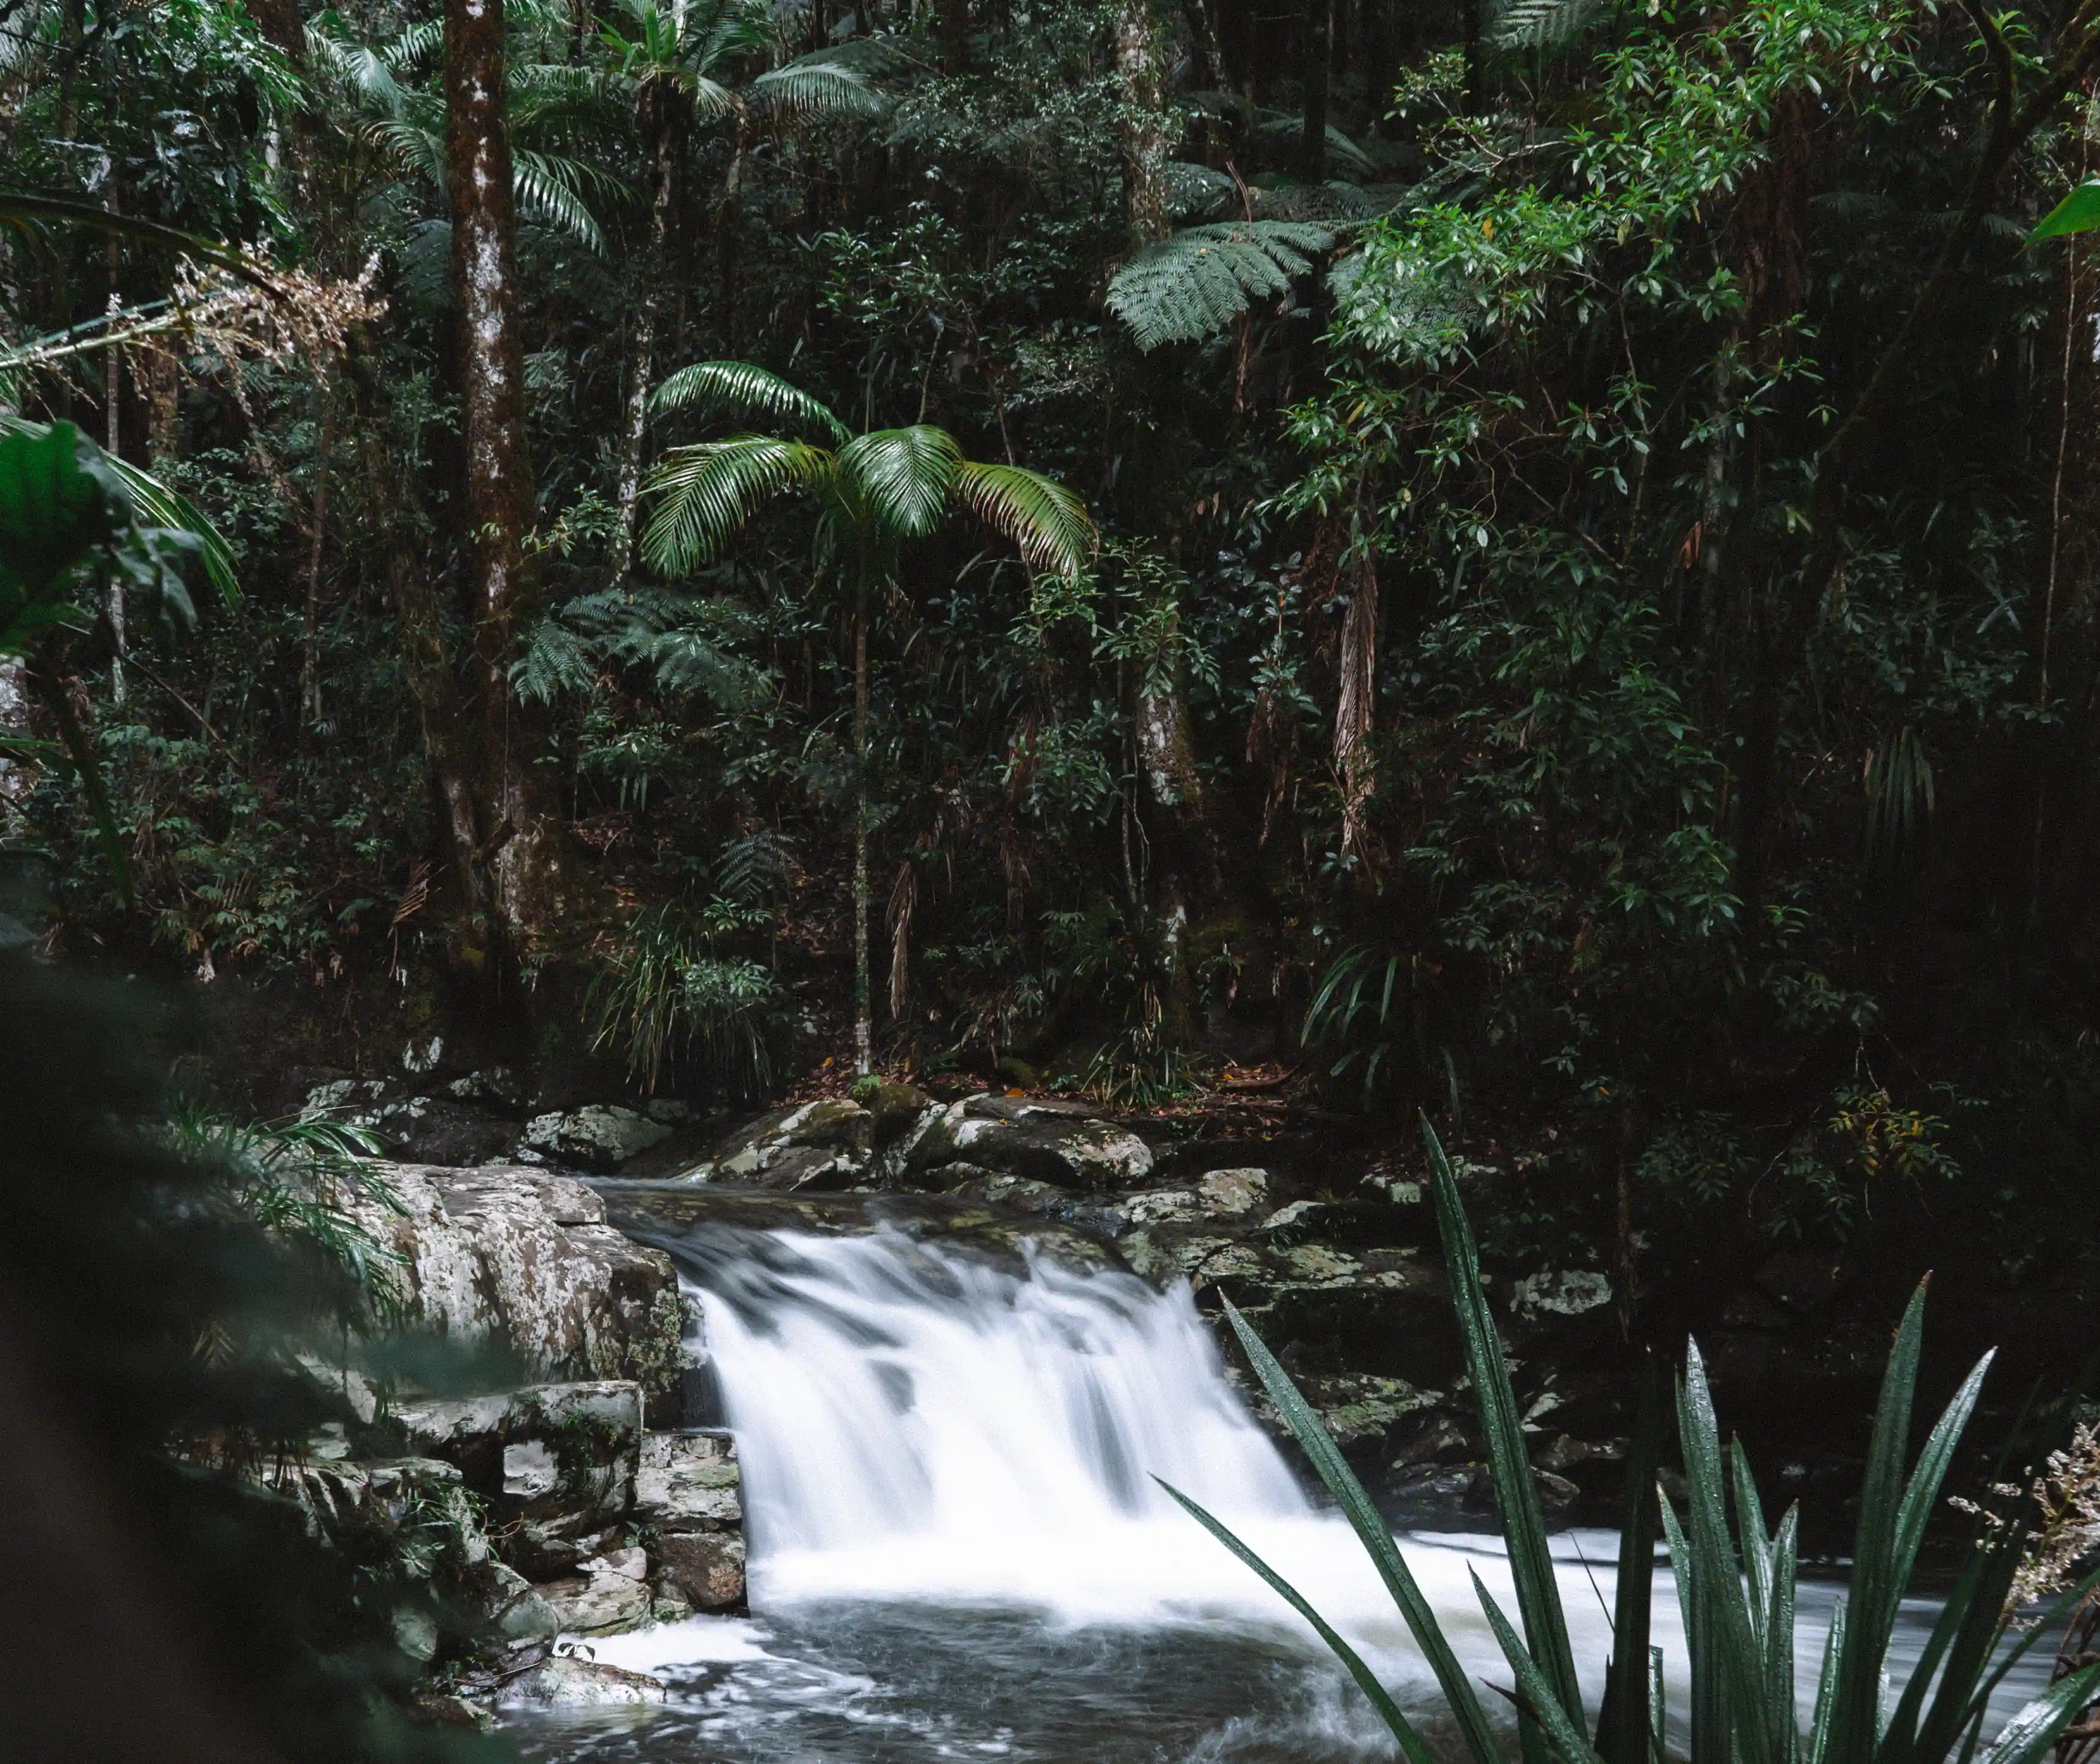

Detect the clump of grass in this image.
[588,901,782,1096]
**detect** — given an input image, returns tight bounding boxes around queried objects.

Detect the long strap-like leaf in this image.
[1155,1478,1441,1764]
[1426,1117,1584,1719]
[1598,1366,1663,1764]
[1970,1665,2100,1764]
[1221,1298,1504,1764]
[1825,1282,1930,1764]
[1476,1569,1611,1764]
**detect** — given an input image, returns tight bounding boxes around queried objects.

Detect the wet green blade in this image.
[1156,1478,1440,1764]
[1425,1117,1583,1717]
[1474,1569,1610,1764]
[1221,1297,1502,1764]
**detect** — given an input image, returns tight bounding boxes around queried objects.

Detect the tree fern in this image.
[1105,220,1336,352]
[1493,0,1603,49]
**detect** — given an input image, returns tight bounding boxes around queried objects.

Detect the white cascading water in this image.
[655,1224,1618,1685]
[585,1223,2043,1756]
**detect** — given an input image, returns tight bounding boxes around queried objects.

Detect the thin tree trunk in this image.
[852,557,873,1073]
[1115,0,1172,245]
[104,221,125,706]
[446,0,563,945]
[298,402,335,727]
[1301,0,1331,179]
[615,100,679,577]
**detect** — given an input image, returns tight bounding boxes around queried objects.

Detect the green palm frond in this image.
[385,17,443,68]
[651,360,850,442]
[305,23,405,111]
[1493,0,1604,48]
[748,54,887,118]
[840,426,962,539]
[642,435,838,576]
[512,151,609,251]
[951,460,1095,578]
[1105,220,1335,351]
[364,115,447,185]
[107,455,239,608]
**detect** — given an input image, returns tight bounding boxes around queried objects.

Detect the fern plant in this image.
[1493,0,1606,51]
[1105,220,1336,351]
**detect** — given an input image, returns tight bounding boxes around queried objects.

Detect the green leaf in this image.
[1473,1571,1608,1764]
[641,435,838,576]
[951,460,1095,579]
[840,426,962,540]
[650,360,851,444]
[1218,1297,1504,1764]
[0,422,118,628]
[1155,1477,1443,1764]
[2027,182,2100,247]
[1425,1117,1584,1719]
[1971,1665,2100,1764]
[1105,220,1336,351]
[1596,1366,1661,1764]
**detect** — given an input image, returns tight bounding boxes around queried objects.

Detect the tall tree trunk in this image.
[1115,0,1173,244]
[1301,0,1330,179]
[446,0,563,947]
[852,556,873,1073]
[1335,556,1378,861]
[614,96,680,578]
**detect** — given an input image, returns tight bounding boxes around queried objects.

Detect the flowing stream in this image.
[508,1225,2051,1763]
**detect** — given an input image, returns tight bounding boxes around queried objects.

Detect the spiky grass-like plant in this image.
[1166,1120,2100,1764]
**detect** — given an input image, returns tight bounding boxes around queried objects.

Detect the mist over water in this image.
[511,1225,2049,1764]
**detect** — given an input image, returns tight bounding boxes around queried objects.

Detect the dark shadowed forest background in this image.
[11,0,2100,1432]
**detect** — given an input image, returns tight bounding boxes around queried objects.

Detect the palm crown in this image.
[641,361,1093,1071]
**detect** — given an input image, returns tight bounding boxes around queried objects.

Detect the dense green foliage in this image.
[10,0,2100,1358]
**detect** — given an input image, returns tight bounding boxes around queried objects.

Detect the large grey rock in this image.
[502,1655,667,1707]
[654,1530,746,1610]
[707,1098,874,1190]
[542,1547,654,1635]
[389,1380,643,1577]
[339,1163,683,1396]
[635,1430,741,1530]
[902,1095,1153,1190]
[521,1105,673,1170]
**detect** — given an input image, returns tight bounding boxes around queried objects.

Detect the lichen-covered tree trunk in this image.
[1115,0,1173,247]
[613,95,681,579]
[446,0,564,947]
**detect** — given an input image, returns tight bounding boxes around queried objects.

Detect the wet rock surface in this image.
[337,1163,684,1398]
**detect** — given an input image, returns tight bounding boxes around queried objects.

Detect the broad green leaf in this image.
[2027,182,2100,247]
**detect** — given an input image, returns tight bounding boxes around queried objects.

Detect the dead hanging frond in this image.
[888,860,917,1022]
[0,249,386,383]
[1864,723,1935,862]
[1335,557,1380,863]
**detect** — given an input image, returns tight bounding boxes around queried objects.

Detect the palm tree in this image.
[599,0,885,573]
[640,361,1095,1073]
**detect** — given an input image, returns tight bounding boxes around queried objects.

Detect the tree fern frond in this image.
[840,426,962,539]
[1105,220,1335,351]
[1492,0,1602,49]
[952,461,1095,578]
[642,436,837,576]
[510,613,597,703]
[651,360,850,441]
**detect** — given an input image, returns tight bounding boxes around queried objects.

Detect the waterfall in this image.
[664,1225,1331,1614]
